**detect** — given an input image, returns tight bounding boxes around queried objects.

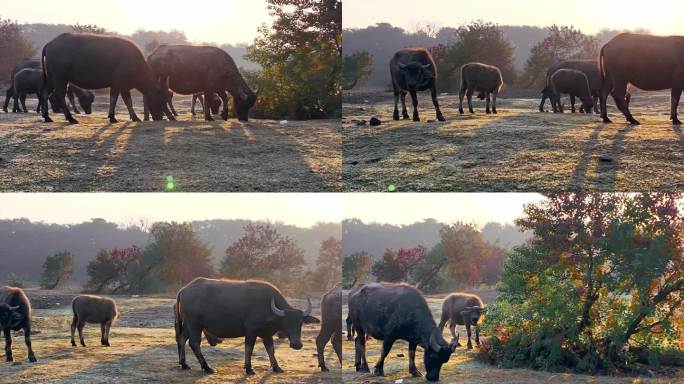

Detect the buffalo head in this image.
[234,89,257,122]
[77,91,95,115]
[424,331,458,382]
[145,82,168,121]
[460,305,485,326]
[0,303,22,329]
[398,62,433,91]
[270,298,320,350]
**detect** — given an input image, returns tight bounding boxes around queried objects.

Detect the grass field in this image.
[0,289,340,383]
[343,90,684,192]
[0,93,341,192]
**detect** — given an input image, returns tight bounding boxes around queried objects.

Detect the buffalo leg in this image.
[202,91,214,121]
[24,325,36,362]
[392,86,401,121]
[244,334,257,374]
[431,85,445,121]
[19,94,28,113]
[492,90,499,114]
[3,327,12,362]
[467,88,474,114]
[611,78,638,124]
[316,325,332,371]
[40,85,54,123]
[77,321,86,346]
[449,321,458,342]
[410,89,419,122]
[12,92,21,113]
[437,312,448,335]
[167,94,178,117]
[408,341,421,377]
[175,320,190,369]
[262,336,283,373]
[539,88,548,112]
[571,94,577,113]
[373,338,394,376]
[354,328,369,372]
[600,78,612,123]
[2,87,12,112]
[671,88,682,125]
[217,91,229,121]
[346,316,354,341]
[485,92,491,114]
[593,96,600,114]
[108,88,120,123]
[400,91,409,119]
[67,90,80,114]
[53,81,77,124]
[466,323,473,349]
[35,93,42,113]
[70,314,78,346]
[120,89,141,122]
[188,326,213,374]
[475,326,480,347]
[100,322,108,346]
[191,94,199,116]
[458,82,467,114]
[332,329,342,365]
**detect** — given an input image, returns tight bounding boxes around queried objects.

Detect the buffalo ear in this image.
[398,63,407,71]
[9,306,20,312]
[303,315,320,324]
[422,63,432,70]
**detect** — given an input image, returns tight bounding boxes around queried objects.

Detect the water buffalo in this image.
[145,45,256,121]
[540,60,603,113]
[12,68,45,114]
[174,277,320,374]
[458,62,504,114]
[549,69,594,114]
[0,286,37,363]
[3,58,40,113]
[316,283,342,371]
[70,295,118,347]
[600,33,684,125]
[40,33,167,124]
[349,283,458,382]
[390,48,445,122]
[437,292,485,350]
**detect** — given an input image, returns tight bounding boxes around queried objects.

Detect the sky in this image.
[343,0,683,36]
[0,193,543,228]
[1,0,274,45]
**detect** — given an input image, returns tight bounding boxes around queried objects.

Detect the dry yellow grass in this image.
[343,91,684,192]
[0,95,341,192]
[0,291,340,383]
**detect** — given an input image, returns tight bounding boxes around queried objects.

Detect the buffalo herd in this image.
[391,33,684,125]
[2,33,257,124]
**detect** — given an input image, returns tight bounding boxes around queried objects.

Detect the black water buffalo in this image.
[549,69,594,114]
[438,292,485,350]
[3,58,40,113]
[174,278,320,374]
[390,48,445,122]
[145,45,256,121]
[316,283,342,371]
[71,295,118,347]
[12,68,45,114]
[458,62,504,114]
[0,286,37,363]
[40,33,167,124]
[349,283,458,382]
[540,60,602,113]
[600,33,684,125]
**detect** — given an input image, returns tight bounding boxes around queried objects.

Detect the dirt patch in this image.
[342,90,684,192]
[0,95,341,191]
[0,290,339,383]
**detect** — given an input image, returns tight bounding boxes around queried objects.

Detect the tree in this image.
[0,18,35,83]
[521,25,599,87]
[342,51,372,90]
[315,236,341,289]
[84,246,141,293]
[150,222,214,287]
[482,193,684,373]
[246,0,341,119]
[432,21,515,91]
[40,251,74,289]
[371,245,427,282]
[220,224,306,285]
[71,23,107,34]
[342,251,371,288]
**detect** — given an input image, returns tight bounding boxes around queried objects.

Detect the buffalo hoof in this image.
[205,116,214,122]
[320,366,329,372]
[5,355,12,362]
[102,342,110,347]
[245,367,255,375]
[131,116,141,122]
[81,342,86,347]
[493,110,498,114]
[469,110,475,114]
[167,115,177,121]
[486,109,491,114]
[412,116,420,122]
[410,369,422,377]
[173,112,179,117]
[221,112,229,121]
[66,117,78,124]
[437,114,446,122]
[628,118,640,125]
[2,108,6,113]
[28,355,37,363]
[202,366,215,374]
[392,112,400,121]
[467,344,473,350]
[356,364,369,373]
[109,117,118,123]
[402,113,410,119]
[373,367,384,376]
[71,340,76,347]
[459,108,464,114]
[180,363,191,370]
[272,366,284,373]
[44,117,53,123]
[602,117,612,123]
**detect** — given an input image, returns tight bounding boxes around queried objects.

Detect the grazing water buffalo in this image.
[145,45,256,121]
[3,58,40,113]
[549,69,594,114]
[600,33,684,125]
[40,33,167,124]
[349,283,458,382]
[316,283,342,371]
[438,293,485,350]
[459,62,504,114]
[70,295,118,347]
[390,48,445,122]
[0,286,37,363]
[174,278,320,374]
[540,60,602,113]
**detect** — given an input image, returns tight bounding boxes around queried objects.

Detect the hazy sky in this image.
[343,0,683,36]
[0,193,543,228]
[1,0,273,45]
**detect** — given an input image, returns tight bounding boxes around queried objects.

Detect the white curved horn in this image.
[271,298,285,317]
[429,332,442,352]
